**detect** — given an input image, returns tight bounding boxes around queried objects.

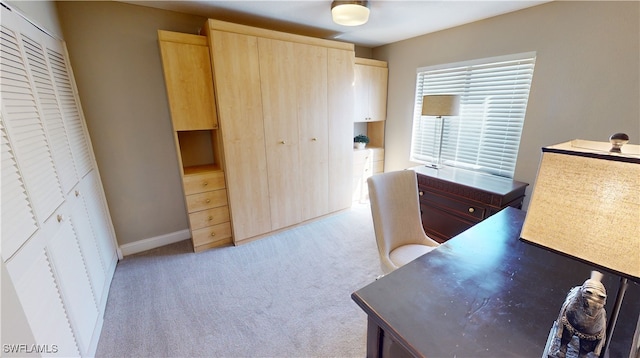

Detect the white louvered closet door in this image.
[1,4,118,357]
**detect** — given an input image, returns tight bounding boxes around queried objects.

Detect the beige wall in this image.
[374,1,639,207]
[56,1,207,246]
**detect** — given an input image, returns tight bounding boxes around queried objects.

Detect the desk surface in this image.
[352,207,639,357]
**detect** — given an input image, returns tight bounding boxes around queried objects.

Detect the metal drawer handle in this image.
[468,207,475,213]
[280,140,286,144]
[210,232,216,237]
[312,137,318,141]
[57,214,64,223]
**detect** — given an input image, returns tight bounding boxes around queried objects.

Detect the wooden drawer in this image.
[183,170,225,195]
[420,203,475,244]
[419,189,485,222]
[185,189,228,213]
[188,206,230,230]
[192,222,232,247]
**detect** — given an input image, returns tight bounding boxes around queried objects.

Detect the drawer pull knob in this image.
[203,181,208,186]
[468,207,475,213]
[75,190,80,197]
[210,232,216,237]
[205,199,211,203]
[419,191,424,196]
[312,137,318,141]
[208,216,213,221]
[57,214,64,223]
[280,140,286,144]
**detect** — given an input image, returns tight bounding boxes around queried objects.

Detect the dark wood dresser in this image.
[412,165,528,243]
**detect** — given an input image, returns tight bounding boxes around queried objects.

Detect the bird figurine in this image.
[547,271,607,358]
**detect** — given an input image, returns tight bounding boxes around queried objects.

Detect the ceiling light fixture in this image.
[331,1,370,26]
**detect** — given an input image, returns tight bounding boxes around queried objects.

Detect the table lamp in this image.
[421,94,460,168]
[520,135,640,357]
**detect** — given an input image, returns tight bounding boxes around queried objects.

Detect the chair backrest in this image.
[367,170,436,270]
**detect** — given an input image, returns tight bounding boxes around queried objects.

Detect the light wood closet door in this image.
[209,31,271,242]
[297,44,329,221]
[328,49,355,212]
[258,38,303,230]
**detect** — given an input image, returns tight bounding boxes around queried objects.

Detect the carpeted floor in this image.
[95,202,382,357]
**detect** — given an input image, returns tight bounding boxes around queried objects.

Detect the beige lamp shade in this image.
[421,95,460,116]
[520,140,640,280]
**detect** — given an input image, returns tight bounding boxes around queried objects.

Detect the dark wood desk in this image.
[352,207,639,358]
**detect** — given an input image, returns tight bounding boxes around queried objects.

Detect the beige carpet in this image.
[95,202,382,357]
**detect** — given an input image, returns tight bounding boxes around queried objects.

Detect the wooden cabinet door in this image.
[369,65,388,122]
[209,30,271,242]
[159,31,218,131]
[328,48,355,212]
[296,43,329,221]
[354,61,388,122]
[258,38,303,230]
[354,63,370,122]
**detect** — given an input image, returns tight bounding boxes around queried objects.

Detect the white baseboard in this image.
[119,229,191,256]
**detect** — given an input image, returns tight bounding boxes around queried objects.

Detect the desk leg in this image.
[367,317,383,358]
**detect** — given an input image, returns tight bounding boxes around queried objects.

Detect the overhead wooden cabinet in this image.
[1,5,118,356]
[354,57,388,123]
[158,30,232,252]
[205,20,355,244]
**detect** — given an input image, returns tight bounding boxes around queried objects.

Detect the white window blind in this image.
[410,52,536,178]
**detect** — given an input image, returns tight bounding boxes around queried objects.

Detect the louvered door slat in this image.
[22,34,78,194]
[47,48,93,178]
[0,25,64,222]
[47,219,100,354]
[0,118,38,260]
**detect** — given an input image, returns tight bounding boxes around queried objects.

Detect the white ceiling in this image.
[122,1,551,48]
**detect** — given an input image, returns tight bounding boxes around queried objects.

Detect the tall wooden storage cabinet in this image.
[1,5,118,356]
[205,20,355,244]
[353,58,388,202]
[158,30,232,252]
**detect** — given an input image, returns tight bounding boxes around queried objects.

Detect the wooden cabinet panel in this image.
[185,189,227,212]
[183,170,225,195]
[259,38,303,229]
[328,48,355,212]
[209,30,271,242]
[158,31,217,131]
[354,58,388,122]
[296,43,329,221]
[207,20,354,243]
[191,222,232,247]
[188,206,230,230]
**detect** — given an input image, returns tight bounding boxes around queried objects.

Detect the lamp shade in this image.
[520,139,640,281]
[331,1,370,26]
[422,95,460,116]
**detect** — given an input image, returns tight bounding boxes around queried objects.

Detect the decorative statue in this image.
[546,271,607,358]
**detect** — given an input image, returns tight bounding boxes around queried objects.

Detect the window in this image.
[410,52,536,178]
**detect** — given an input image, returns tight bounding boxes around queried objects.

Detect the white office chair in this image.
[367,170,440,274]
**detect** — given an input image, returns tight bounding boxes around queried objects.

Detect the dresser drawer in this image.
[420,203,474,244]
[183,171,225,195]
[191,222,232,247]
[188,206,230,230]
[185,189,228,213]
[419,189,485,221]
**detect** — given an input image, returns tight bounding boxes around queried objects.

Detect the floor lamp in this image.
[520,136,640,357]
[421,95,460,168]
